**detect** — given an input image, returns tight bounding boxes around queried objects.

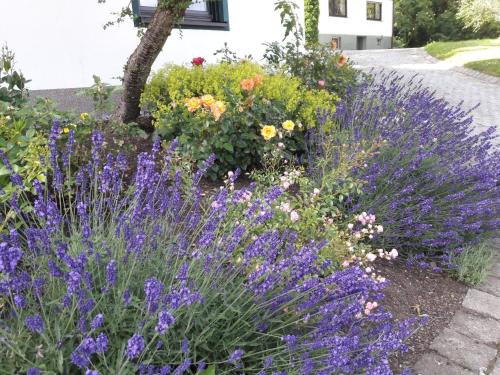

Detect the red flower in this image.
[191,57,206,66]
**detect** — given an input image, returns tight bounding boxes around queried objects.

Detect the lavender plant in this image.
[0,121,420,374]
[315,72,499,268]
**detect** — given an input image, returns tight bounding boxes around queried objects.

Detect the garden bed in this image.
[380,261,468,373]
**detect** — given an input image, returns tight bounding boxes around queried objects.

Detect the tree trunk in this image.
[117,5,188,124]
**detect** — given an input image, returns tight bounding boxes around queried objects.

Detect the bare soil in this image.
[378,260,468,373]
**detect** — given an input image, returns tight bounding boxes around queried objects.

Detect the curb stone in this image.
[413,239,500,374]
[429,328,496,371]
[448,311,500,345]
[414,353,475,375]
[463,289,500,321]
[491,359,500,375]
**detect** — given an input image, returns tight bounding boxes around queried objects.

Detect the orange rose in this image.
[185,97,202,112]
[210,101,226,121]
[337,54,348,67]
[241,78,255,91]
[252,74,264,86]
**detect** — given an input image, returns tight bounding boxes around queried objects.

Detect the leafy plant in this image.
[141,61,337,179]
[78,75,116,116]
[0,124,420,374]
[304,0,320,45]
[450,241,495,285]
[0,45,29,108]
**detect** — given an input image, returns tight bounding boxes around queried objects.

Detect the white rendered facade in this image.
[0,0,393,90]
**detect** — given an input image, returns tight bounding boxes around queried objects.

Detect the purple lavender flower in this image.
[173,359,192,375]
[123,289,132,306]
[25,314,44,333]
[181,337,189,354]
[144,277,164,314]
[126,333,145,359]
[27,369,40,375]
[48,259,64,278]
[155,310,175,334]
[90,314,104,330]
[106,260,117,286]
[282,335,297,348]
[0,242,23,274]
[197,361,207,372]
[14,294,26,309]
[96,333,108,354]
[160,365,172,375]
[85,370,100,375]
[228,348,245,364]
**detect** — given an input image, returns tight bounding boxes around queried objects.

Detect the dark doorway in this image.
[356,36,367,50]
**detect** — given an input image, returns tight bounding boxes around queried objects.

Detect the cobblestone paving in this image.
[346,48,500,144]
[412,238,500,375]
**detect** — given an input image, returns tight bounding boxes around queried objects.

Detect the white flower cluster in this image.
[347,212,384,240]
[342,213,398,283]
[278,201,300,222]
[279,169,301,190]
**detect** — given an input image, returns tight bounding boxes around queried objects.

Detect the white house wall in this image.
[0,0,392,90]
[0,0,297,90]
[319,0,393,37]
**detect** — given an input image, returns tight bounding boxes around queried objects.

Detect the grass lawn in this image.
[464,58,500,77]
[425,38,500,59]
[425,38,500,77]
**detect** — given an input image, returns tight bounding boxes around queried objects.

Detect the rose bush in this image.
[141,61,338,179]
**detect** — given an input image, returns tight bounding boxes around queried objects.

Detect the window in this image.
[330,37,341,49]
[132,0,229,30]
[329,0,347,17]
[367,2,382,21]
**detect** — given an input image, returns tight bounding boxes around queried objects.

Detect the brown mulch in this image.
[377,260,468,374]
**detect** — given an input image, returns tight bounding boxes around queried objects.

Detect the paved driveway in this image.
[346,48,500,144]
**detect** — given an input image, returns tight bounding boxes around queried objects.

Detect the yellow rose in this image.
[210,101,226,121]
[282,120,295,132]
[184,97,202,112]
[261,125,277,141]
[80,112,90,121]
[201,94,215,108]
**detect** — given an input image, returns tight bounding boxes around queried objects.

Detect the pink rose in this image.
[191,57,205,66]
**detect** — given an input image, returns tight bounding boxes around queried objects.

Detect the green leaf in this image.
[198,365,216,375]
[223,143,234,152]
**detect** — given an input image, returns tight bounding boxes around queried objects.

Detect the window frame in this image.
[329,0,348,18]
[366,1,382,21]
[132,0,230,31]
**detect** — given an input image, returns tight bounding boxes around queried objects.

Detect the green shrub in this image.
[0,45,28,107]
[264,40,359,96]
[450,242,495,285]
[142,61,338,179]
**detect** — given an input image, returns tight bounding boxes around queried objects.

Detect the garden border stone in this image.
[413,239,500,374]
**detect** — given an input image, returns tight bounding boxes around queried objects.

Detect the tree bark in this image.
[117,5,188,124]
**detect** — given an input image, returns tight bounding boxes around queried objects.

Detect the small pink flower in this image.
[290,211,300,222]
[366,253,377,262]
[342,260,350,268]
[318,80,325,87]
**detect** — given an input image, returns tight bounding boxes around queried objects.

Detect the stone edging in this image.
[414,239,500,375]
